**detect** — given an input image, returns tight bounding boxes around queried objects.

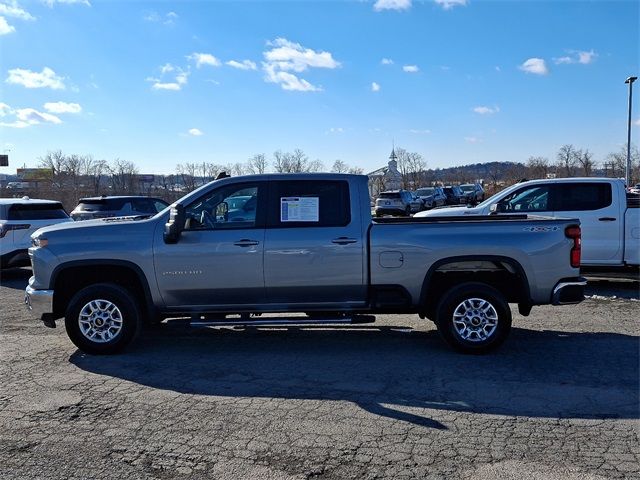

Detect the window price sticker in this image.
[280,197,319,222]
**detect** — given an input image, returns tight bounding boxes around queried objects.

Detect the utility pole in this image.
[625,76,637,186]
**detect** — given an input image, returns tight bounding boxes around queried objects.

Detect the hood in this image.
[414,205,483,217]
[31,215,159,238]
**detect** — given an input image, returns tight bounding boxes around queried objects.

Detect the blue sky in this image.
[1,0,638,175]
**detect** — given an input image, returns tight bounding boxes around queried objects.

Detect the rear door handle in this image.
[233,239,259,247]
[331,237,358,245]
[598,217,617,222]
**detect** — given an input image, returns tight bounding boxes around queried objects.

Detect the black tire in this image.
[435,282,511,354]
[65,283,142,355]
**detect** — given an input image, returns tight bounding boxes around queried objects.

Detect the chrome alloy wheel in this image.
[78,299,123,343]
[452,298,498,342]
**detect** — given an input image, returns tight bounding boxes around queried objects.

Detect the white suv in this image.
[0,197,72,268]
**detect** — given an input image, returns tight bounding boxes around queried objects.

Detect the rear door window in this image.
[8,203,68,220]
[268,180,350,227]
[553,183,612,211]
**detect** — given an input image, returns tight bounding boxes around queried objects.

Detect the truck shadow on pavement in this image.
[70,323,639,429]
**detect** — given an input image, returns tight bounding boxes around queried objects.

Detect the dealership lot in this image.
[0,269,638,479]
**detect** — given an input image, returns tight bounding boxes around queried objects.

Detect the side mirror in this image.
[164,204,185,244]
[216,201,229,221]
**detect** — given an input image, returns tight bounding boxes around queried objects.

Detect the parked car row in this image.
[374,183,485,217]
[0,195,168,269]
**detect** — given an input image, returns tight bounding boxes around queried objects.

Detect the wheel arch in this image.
[50,260,155,321]
[419,255,531,318]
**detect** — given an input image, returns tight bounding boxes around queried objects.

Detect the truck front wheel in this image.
[65,283,142,355]
[435,282,511,354]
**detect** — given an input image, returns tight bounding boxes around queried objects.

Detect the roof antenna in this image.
[216,171,230,180]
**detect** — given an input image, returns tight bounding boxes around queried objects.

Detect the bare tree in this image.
[604,144,639,182]
[395,147,427,189]
[556,144,578,177]
[176,163,199,191]
[108,159,139,194]
[577,149,595,177]
[348,166,364,175]
[38,150,67,187]
[84,156,108,195]
[246,154,268,175]
[526,156,550,179]
[331,160,348,173]
[272,149,323,173]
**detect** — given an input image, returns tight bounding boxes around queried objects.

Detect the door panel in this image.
[154,228,265,307]
[553,183,622,264]
[154,181,266,308]
[264,226,365,305]
[263,180,366,307]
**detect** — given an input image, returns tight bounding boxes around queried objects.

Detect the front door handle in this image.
[331,237,358,245]
[598,217,617,222]
[233,239,259,247]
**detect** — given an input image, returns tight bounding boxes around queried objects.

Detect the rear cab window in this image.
[268,180,351,228]
[554,183,612,211]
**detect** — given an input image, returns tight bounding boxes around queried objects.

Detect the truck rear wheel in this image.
[64,283,141,355]
[435,282,511,354]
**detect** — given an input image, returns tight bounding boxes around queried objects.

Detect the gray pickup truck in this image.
[25,174,585,354]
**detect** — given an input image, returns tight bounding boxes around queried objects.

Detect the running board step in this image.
[190,315,376,328]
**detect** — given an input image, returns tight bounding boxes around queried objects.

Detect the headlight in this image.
[32,236,49,248]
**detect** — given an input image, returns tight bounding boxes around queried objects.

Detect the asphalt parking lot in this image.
[1,268,638,479]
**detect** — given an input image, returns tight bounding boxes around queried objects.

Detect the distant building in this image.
[367,148,402,198]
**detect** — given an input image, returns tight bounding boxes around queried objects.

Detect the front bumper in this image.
[24,285,55,323]
[551,277,587,305]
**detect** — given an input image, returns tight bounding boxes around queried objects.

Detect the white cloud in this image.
[188,52,221,68]
[0,16,14,34]
[373,0,411,11]
[148,65,189,91]
[44,101,81,114]
[554,50,598,65]
[519,58,548,75]
[434,0,467,9]
[473,105,499,115]
[327,127,344,134]
[403,65,419,73]
[371,82,380,92]
[43,0,90,6]
[188,128,203,136]
[0,103,62,128]
[577,50,597,64]
[262,38,340,92]
[144,10,177,25]
[6,67,66,89]
[0,102,12,116]
[226,59,257,70]
[0,1,35,20]
[554,56,572,65]
[634,118,640,127]
[464,136,480,143]
[409,129,431,134]
[381,58,394,65]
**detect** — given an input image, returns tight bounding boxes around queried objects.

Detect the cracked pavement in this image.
[1,268,638,479]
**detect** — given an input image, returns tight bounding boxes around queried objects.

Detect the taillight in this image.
[565,225,581,268]
[0,224,31,238]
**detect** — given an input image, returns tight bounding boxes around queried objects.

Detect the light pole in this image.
[625,76,637,186]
